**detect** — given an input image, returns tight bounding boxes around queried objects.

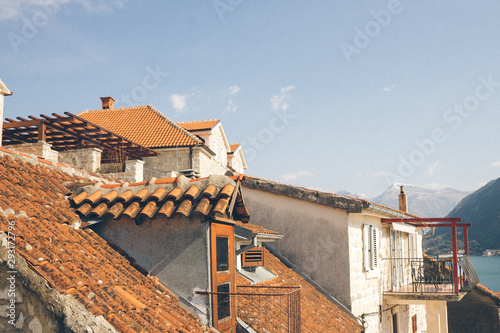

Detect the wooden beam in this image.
[38,122,47,142]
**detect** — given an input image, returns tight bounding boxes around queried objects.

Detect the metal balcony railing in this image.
[383,256,479,294]
[197,285,301,333]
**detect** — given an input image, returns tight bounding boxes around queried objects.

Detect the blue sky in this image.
[1,0,500,197]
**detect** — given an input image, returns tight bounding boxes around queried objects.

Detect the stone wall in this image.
[58,147,102,173]
[143,148,191,180]
[196,148,227,177]
[0,264,63,332]
[124,159,144,183]
[6,142,59,163]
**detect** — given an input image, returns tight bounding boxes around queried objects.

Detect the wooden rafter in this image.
[2,112,157,159]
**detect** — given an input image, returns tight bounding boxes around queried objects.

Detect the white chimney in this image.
[0,79,13,147]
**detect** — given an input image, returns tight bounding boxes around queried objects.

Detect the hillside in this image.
[424,178,500,255]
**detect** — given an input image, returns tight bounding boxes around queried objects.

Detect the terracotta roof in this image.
[69,174,250,223]
[475,283,500,302]
[229,143,240,153]
[235,221,279,235]
[237,248,363,333]
[0,153,211,332]
[78,106,202,148]
[178,119,220,131]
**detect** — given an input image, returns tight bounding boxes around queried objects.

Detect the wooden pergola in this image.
[2,112,157,162]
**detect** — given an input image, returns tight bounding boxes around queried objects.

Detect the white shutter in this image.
[363,224,371,271]
[412,232,418,258]
[371,227,378,269]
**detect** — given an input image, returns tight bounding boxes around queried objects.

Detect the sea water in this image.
[469,255,500,292]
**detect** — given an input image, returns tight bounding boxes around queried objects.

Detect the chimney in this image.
[100,96,115,109]
[399,185,408,213]
[0,79,13,147]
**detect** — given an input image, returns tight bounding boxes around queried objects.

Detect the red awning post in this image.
[464,226,469,256]
[451,219,459,294]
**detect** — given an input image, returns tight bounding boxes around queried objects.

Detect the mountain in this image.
[337,190,367,200]
[444,178,500,250]
[370,183,471,218]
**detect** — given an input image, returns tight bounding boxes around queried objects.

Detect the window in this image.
[217,283,231,320]
[216,237,229,272]
[363,224,379,271]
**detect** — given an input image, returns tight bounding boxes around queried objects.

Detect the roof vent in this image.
[100,96,115,109]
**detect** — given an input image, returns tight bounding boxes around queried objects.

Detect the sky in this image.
[1,0,500,197]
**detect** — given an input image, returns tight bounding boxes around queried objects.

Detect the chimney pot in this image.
[399,185,408,213]
[100,96,115,109]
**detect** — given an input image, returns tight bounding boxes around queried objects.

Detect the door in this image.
[390,229,404,290]
[210,222,236,332]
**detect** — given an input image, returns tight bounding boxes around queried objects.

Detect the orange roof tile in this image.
[229,143,240,153]
[237,248,363,333]
[78,106,202,148]
[0,154,211,332]
[178,119,220,131]
[69,175,250,223]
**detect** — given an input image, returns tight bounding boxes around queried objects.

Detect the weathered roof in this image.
[235,221,279,235]
[237,248,363,333]
[69,174,250,223]
[236,173,419,217]
[0,150,211,332]
[178,119,220,131]
[78,106,202,148]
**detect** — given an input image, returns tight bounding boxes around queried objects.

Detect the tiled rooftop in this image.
[78,106,202,148]
[229,143,240,153]
[235,221,279,235]
[0,153,212,332]
[237,248,363,333]
[69,174,250,223]
[178,119,220,131]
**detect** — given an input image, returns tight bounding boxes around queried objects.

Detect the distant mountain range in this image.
[340,183,471,218]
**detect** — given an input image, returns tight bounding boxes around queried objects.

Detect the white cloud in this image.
[169,94,188,113]
[491,161,500,167]
[229,85,241,95]
[382,84,396,93]
[271,85,295,111]
[224,99,237,113]
[427,161,443,176]
[279,171,314,183]
[0,0,126,21]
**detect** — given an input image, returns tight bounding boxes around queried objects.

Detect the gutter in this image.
[361,202,415,219]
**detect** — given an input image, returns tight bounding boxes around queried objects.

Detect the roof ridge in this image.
[146,105,203,145]
[178,119,220,124]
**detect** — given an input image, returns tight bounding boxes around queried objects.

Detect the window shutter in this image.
[411,233,418,258]
[242,248,264,268]
[363,224,371,271]
[371,227,378,269]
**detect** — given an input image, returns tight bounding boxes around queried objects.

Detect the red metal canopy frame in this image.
[381,217,471,294]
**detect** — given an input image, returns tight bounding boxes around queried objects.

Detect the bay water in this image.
[468,255,500,292]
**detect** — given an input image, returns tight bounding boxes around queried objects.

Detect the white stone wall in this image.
[124,159,144,183]
[195,148,227,177]
[6,142,59,163]
[58,148,102,172]
[228,148,246,174]
[208,125,228,168]
[143,148,191,179]
[349,212,427,333]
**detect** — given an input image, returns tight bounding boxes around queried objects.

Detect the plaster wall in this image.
[92,215,211,323]
[447,288,500,333]
[241,187,352,307]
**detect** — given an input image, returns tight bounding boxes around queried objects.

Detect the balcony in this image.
[197,285,301,333]
[383,256,479,302]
